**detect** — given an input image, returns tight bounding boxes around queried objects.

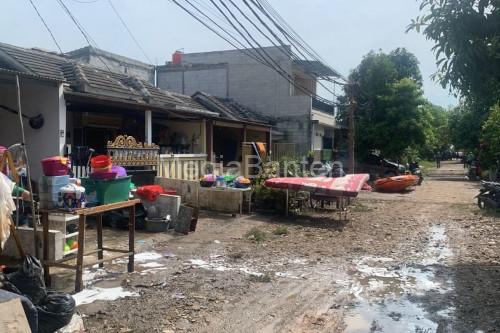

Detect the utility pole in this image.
[348,100,356,174]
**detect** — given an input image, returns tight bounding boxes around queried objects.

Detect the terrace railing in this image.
[157,154,208,180]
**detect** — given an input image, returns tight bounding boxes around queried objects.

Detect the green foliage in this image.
[409,0,500,109]
[448,102,488,151]
[245,227,266,242]
[480,104,500,168]
[389,48,423,86]
[348,49,431,160]
[272,226,289,235]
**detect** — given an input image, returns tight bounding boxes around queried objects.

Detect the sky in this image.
[0,0,457,107]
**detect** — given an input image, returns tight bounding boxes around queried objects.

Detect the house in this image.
[0,42,271,179]
[66,46,155,84]
[156,46,341,157]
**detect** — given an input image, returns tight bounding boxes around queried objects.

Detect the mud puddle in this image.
[343,224,454,332]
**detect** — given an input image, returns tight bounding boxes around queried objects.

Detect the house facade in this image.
[156,46,341,157]
[0,42,271,179]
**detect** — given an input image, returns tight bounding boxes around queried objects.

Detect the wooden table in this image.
[40,199,140,292]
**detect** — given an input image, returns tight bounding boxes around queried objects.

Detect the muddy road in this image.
[68,161,499,332]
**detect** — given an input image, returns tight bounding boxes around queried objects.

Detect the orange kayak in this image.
[374,175,418,193]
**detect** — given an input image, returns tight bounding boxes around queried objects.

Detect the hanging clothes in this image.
[0,172,16,249]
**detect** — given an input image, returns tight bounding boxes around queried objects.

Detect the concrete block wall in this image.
[3,227,63,261]
[184,68,227,96]
[157,71,183,93]
[175,47,310,119]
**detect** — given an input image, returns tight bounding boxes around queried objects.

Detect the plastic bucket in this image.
[41,157,69,176]
[82,176,131,204]
[91,155,112,172]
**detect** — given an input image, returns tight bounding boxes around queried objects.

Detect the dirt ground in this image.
[55,160,499,332]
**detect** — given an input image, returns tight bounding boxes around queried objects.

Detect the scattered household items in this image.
[90,155,112,173]
[38,175,70,210]
[408,161,424,185]
[1,255,76,332]
[6,255,47,304]
[200,174,215,187]
[264,174,370,219]
[37,292,76,333]
[136,185,170,202]
[235,176,251,188]
[199,186,253,215]
[107,135,159,187]
[41,157,70,177]
[60,183,86,209]
[476,181,500,210]
[40,199,140,292]
[265,174,370,198]
[145,216,171,233]
[81,176,132,205]
[374,175,419,193]
[134,189,181,233]
[175,205,199,235]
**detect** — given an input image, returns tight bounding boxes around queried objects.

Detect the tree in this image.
[389,48,423,86]
[420,102,450,157]
[347,50,428,160]
[480,104,500,167]
[448,102,488,151]
[409,0,500,109]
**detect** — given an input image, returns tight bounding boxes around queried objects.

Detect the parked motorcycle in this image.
[409,161,423,185]
[476,181,500,210]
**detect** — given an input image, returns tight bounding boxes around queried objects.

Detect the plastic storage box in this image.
[82,176,131,205]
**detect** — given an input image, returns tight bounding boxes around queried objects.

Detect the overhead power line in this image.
[56,0,112,72]
[170,0,345,106]
[26,0,64,53]
[107,0,153,64]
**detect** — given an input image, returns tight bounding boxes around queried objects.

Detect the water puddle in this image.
[187,257,264,277]
[73,287,139,306]
[344,299,438,333]
[344,224,454,332]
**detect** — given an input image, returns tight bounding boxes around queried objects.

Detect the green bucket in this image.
[81,176,131,205]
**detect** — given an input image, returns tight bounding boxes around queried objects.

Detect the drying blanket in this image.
[0,172,16,249]
[265,174,370,198]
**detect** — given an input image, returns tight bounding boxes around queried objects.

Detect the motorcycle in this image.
[476,181,500,210]
[409,161,424,185]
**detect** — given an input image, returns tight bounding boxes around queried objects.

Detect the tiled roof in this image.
[0,42,68,80]
[0,42,212,115]
[193,91,271,125]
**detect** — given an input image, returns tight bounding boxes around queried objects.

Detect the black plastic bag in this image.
[7,254,47,305]
[37,292,75,333]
